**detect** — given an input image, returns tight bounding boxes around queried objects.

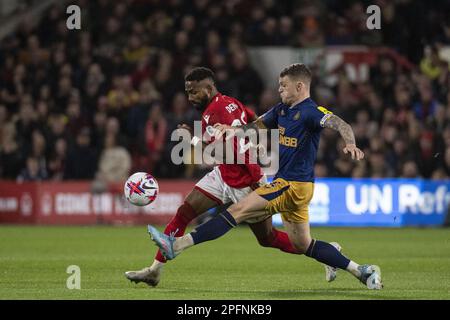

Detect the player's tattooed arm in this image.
[323,114,364,160]
[323,115,355,145]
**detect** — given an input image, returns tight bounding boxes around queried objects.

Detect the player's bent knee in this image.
[292,240,310,254]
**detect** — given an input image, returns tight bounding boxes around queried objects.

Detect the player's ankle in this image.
[151,260,165,271]
[173,234,194,253]
[346,261,361,278]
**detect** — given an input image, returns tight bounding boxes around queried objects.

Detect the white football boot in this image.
[358,264,383,290]
[324,242,342,282]
[125,267,161,287]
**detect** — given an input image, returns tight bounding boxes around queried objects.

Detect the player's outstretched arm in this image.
[213,117,267,140]
[177,123,210,149]
[323,114,364,161]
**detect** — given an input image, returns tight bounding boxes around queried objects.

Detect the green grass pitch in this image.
[0,225,449,300]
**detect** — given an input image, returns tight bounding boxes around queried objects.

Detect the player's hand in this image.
[213,123,235,140]
[343,144,364,161]
[257,143,267,157]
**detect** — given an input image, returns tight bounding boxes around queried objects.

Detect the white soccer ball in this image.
[124,172,159,206]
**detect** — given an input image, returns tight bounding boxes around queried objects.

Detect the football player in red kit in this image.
[125,67,297,286]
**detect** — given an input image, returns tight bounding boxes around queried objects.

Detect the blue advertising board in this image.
[271,178,450,227]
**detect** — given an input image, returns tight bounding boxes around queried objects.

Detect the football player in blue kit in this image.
[148,63,383,290]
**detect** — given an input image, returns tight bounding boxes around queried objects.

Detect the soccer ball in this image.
[124,172,159,206]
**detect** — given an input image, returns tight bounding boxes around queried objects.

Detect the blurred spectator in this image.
[47,138,67,181]
[92,110,107,148]
[96,134,131,184]
[443,148,450,177]
[17,156,48,182]
[431,167,447,180]
[420,45,445,81]
[144,103,168,174]
[105,116,128,150]
[413,85,438,121]
[352,162,368,178]
[229,50,264,104]
[83,63,106,116]
[66,100,89,137]
[0,123,23,179]
[167,92,196,131]
[15,102,38,156]
[64,127,98,180]
[314,162,328,178]
[368,151,389,178]
[0,104,7,135]
[29,130,47,171]
[107,76,139,110]
[123,34,150,63]
[294,14,324,47]
[259,89,278,114]
[401,161,420,178]
[47,113,68,149]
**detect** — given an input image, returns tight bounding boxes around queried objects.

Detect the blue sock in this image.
[191,210,237,245]
[305,240,350,269]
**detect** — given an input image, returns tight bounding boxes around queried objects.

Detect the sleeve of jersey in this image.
[260,104,280,129]
[202,112,219,144]
[307,105,334,130]
[204,106,234,143]
[244,106,257,122]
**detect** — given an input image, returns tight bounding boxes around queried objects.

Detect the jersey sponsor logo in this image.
[278,125,297,148]
[279,135,298,147]
[225,103,239,113]
[203,114,210,124]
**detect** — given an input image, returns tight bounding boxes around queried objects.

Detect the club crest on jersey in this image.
[203,114,210,124]
[280,109,286,116]
[293,111,300,120]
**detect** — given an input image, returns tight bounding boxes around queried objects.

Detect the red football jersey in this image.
[201,93,262,188]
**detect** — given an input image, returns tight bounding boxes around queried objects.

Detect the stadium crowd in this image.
[0,0,450,183]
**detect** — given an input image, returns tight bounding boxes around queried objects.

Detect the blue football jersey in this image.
[261,97,333,182]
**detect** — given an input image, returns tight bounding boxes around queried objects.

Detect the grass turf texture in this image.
[0,225,449,300]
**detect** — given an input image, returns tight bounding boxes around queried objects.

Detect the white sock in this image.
[173,234,194,253]
[150,259,165,271]
[346,261,361,278]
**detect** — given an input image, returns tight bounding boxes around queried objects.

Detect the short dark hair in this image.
[279,63,312,84]
[185,67,216,84]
